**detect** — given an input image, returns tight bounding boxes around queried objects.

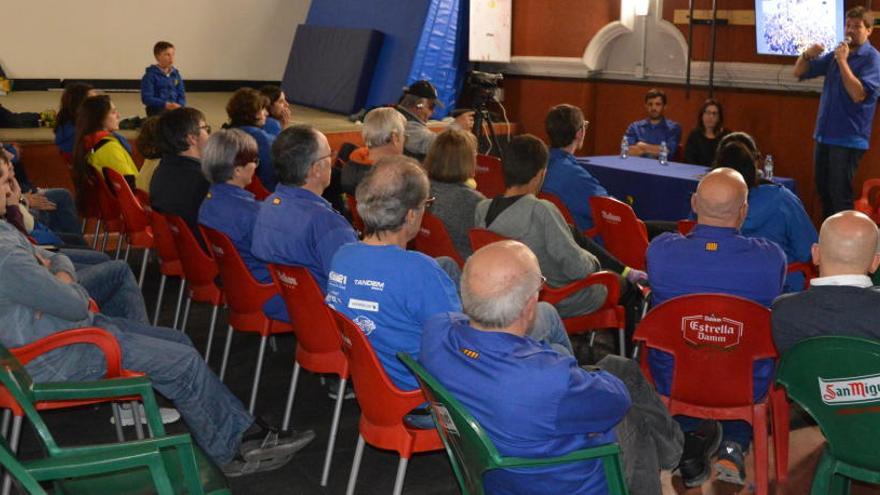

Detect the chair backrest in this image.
[468,228,509,253]
[676,219,696,235]
[346,195,365,233]
[588,196,648,270]
[164,214,218,289]
[786,261,817,290]
[201,226,274,314]
[0,435,48,494]
[412,212,465,267]
[854,178,880,223]
[104,168,152,237]
[245,175,271,201]
[634,294,776,408]
[398,353,504,493]
[269,264,345,356]
[88,167,121,224]
[333,310,424,428]
[0,344,60,454]
[537,192,576,227]
[474,155,505,199]
[148,210,182,270]
[777,336,880,471]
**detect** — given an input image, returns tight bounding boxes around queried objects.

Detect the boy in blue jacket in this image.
[141,41,186,116]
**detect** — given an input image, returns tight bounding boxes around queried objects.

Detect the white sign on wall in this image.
[469,0,512,63]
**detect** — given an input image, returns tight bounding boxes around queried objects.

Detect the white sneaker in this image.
[109,403,181,426]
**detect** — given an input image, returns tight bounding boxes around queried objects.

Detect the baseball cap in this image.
[404,80,444,107]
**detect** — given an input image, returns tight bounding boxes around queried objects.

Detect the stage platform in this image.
[0,90,515,191]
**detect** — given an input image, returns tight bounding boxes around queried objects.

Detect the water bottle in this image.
[620,136,629,159]
[658,141,668,166]
[763,154,774,180]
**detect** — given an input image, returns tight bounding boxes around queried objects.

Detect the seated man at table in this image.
[645,167,786,486]
[327,156,574,426]
[541,104,610,232]
[772,210,880,354]
[624,88,681,158]
[251,125,358,294]
[474,134,644,320]
[422,240,688,494]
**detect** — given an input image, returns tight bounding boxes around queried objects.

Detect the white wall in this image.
[3,0,312,80]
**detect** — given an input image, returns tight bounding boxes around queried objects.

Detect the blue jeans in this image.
[527,302,574,356]
[35,188,82,238]
[31,314,254,465]
[676,416,753,452]
[814,142,865,219]
[76,259,149,324]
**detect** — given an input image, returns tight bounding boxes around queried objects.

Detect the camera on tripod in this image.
[467,70,503,103]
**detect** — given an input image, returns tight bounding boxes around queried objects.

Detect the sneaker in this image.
[677,419,723,488]
[326,377,356,400]
[714,440,747,486]
[240,428,315,463]
[110,403,181,426]
[222,453,294,478]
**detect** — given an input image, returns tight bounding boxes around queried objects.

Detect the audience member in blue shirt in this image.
[794,7,880,217]
[53,82,95,160]
[714,134,817,292]
[645,168,785,483]
[140,41,186,117]
[198,129,287,321]
[252,125,357,295]
[624,88,681,158]
[259,85,292,137]
[226,88,279,191]
[541,104,609,232]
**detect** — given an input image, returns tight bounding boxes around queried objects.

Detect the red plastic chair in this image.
[411,211,465,267]
[201,226,292,414]
[474,154,505,199]
[589,196,649,270]
[244,175,271,201]
[346,195,365,233]
[164,215,223,366]
[633,294,789,494]
[676,219,696,235]
[86,167,125,257]
[73,167,103,243]
[269,264,350,487]
[147,211,186,327]
[537,191,577,228]
[468,228,628,355]
[854,178,880,224]
[334,310,443,495]
[0,328,146,458]
[104,169,153,288]
[786,261,817,290]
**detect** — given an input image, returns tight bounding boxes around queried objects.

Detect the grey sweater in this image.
[474,194,607,317]
[430,180,485,259]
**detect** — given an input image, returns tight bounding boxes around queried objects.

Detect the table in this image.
[578,155,797,221]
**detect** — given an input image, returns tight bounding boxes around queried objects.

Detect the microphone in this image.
[843,35,853,46]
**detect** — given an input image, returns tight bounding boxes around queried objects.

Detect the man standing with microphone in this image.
[794,6,880,219]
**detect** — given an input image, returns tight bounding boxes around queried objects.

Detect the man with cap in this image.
[396,80,474,161]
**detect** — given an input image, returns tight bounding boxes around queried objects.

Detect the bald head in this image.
[815,211,880,276]
[692,167,749,227]
[461,240,543,332]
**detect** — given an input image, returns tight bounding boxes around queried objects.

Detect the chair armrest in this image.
[12,327,125,377]
[540,270,620,308]
[498,442,621,469]
[24,444,167,483]
[57,432,194,459]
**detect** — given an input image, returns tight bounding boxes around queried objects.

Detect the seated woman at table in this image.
[683,98,730,166]
[713,135,816,292]
[424,129,485,259]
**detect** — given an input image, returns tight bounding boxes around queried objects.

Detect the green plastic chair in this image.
[398,353,628,495]
[0,342,229,494]
[776,336,880,494]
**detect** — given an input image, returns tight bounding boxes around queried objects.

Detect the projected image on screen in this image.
[755,0,844,56]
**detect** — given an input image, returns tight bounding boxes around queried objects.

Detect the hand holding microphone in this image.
[835,36,852,62]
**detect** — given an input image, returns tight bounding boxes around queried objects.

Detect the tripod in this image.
[471,95,502,157]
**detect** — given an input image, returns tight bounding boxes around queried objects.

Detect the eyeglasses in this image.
[199,124,212,134]
[312,153,333,166]
[534,275,547,295]
[582,120,590,130]
[422,196,436,210]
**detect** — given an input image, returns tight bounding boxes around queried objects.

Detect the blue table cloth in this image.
[578,156,797,221]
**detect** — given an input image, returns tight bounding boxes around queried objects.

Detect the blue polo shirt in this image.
[237,125,278,191]
[263,117,282,137]
[803,42,880,149]
[646,224,785,399]
[420,312,630,495]
[198,183,286,321]
[624,117,681,154]
[326,244,460,391]
[541,148,610,231]
[251,184,357,294]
